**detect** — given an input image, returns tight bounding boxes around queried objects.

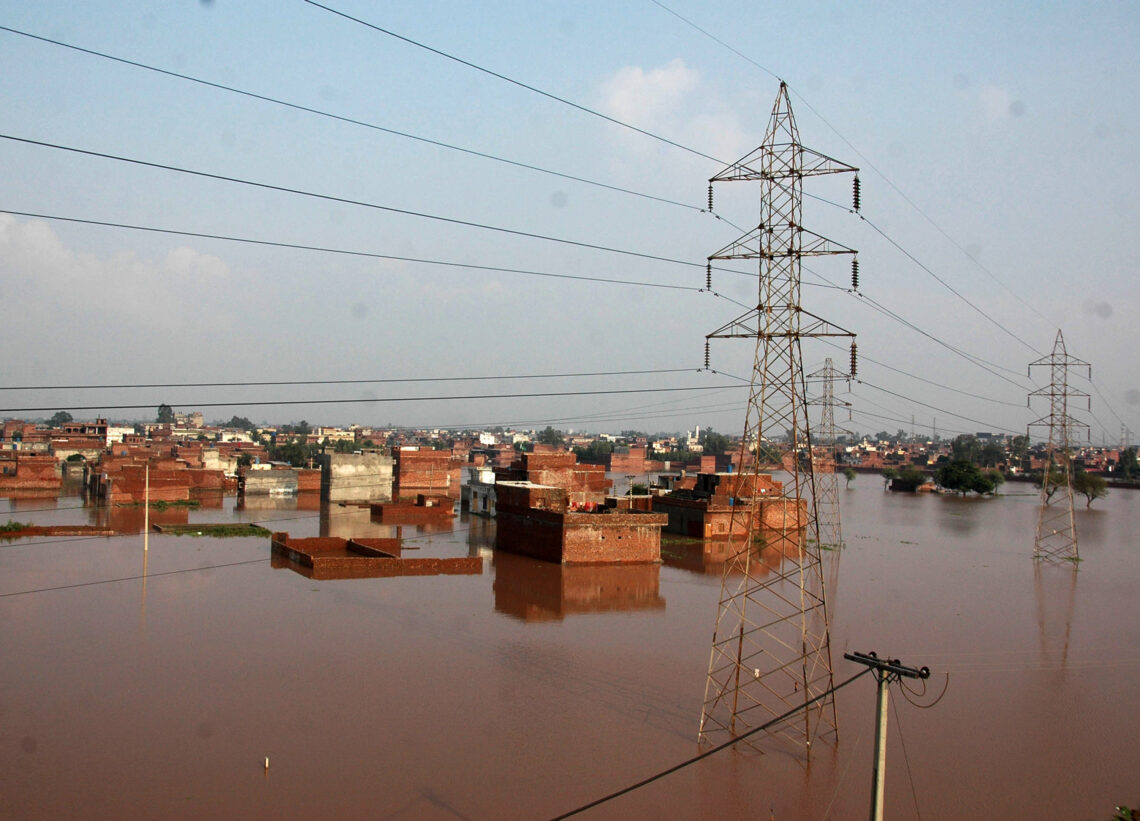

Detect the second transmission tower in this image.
[1028,329,1090,563]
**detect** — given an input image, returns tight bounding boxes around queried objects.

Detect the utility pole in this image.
[844,651,930,821]
[1028,330,1089,563]
[699,82,859,753]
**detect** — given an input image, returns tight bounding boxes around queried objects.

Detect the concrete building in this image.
[317,450,394,503]
[462,464,498,517]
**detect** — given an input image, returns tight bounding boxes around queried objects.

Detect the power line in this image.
[0,25,703,214]
[0,366,697,392]
[854,379,1023,435]
[0,207,714,294]
[0,557,267,598]
[0,383,742,415]
[549,667,873,820]
[0,134,713,271]
[860,214,1042,357]
[644,1,1055,333]
[302,0,724,165]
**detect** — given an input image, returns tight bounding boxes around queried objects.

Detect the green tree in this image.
[1117,446,1138,480]
[881,467,899,489]
[935,459,994,495]
[979,441,1005,468]
[236,453,253,468]
[48,411,73,427]
[1073,471,1108,507]
[537,426,564,447]
[951,434,982,464]
[226,415,255,431]
[843,467,857,487]
[333,439,357,454]
[1010,435,1029,461]
[701,428,730,456]
[156,403,175,424]
[890,465,928,492]
[573,440,614,464]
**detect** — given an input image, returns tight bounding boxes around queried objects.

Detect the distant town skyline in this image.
[2,1,1137,442]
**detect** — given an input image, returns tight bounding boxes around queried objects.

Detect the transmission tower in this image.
[698,82,859,752]
[808,358,851,550]
[1028,330,1089,563]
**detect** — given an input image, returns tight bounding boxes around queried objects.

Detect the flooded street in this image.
[2,481,1137,819]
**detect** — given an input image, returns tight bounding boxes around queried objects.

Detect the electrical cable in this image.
[0,366,697,393]
[0,383,740,415]
[646,0,1057,332]
[0,25,703,214]
[549,666,873,820]
[0,557,267,598]
[302,0,724,165]
[891,686,925,821]
[859,215,1042,357]
[855,379,1023,435]
[0,206,710,293]
[0,135,719,271]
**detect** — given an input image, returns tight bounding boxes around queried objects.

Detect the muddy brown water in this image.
[1,482,1136,819]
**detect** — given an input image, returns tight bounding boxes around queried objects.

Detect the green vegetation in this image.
[224,415,255,430]
[889,465,929,492]
[700,428,730,456]
[1117,446,1138,480]
[573,439,614,463]
[1,520,31,533]
[934,460,996,495]
[1073,471,1108,507]
[157,523,271,538]
[49,410,73,427]
[119,500,201,511]
[156,403,175,424]
[630,483,649,495]
[65,453,85,462]
[537,426,564,447]
[843,467,857,487]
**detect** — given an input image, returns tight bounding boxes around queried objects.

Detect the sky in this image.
[0,0,1137,442]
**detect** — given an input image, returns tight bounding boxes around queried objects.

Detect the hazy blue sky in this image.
[1,1,1136,442]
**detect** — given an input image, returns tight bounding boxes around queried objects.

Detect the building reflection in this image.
[661,528,807,578]
[492,550,665,622]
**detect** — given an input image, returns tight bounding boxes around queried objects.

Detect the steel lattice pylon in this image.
[698,83,858,752]
[1028,330,1089,563]
[808,358,851,551]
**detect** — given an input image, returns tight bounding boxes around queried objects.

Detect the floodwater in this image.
[1,481,1137,819]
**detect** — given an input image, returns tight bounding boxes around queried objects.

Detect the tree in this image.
[1117,446,1138,480]
[702,428,730,456]
[1073,471,1108,507]
[226,415,255,431]
[979,441,1005,468]
[236,453,253,468]
[881,467,899,489]
[156,403,175,424]
[48,411,73,427]
[1010,435,1030,461]
[890,465,928,492]
[843,467,857,487]
[951,434,982,464]
[537,426,564,447]
[934,459,995,495]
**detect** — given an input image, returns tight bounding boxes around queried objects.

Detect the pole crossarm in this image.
[710,145,858,183]
[708,226,857,261]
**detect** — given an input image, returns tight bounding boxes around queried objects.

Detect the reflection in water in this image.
[1035,562,1077,671]
[91,503,189,533]
[320,504,399,539]
[492,550,665,622]
[662,528,806,578]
